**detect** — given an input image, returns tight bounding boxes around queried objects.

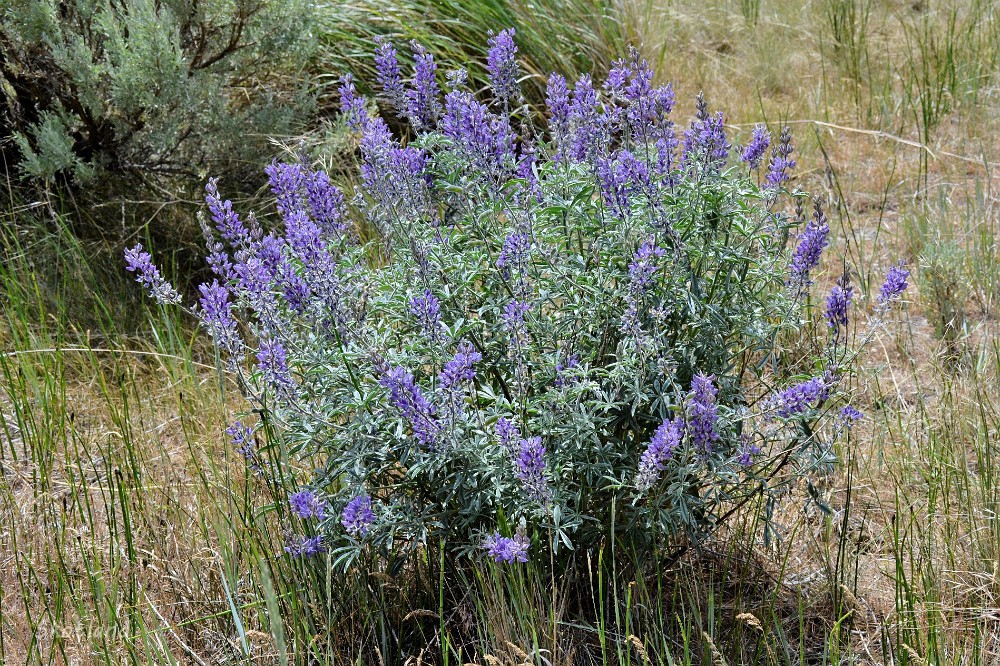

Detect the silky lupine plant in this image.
[127,31,909,569]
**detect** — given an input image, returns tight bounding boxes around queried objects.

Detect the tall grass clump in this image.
[896,1,1000,175]
[822,0,873,112]
[126,31,914,662]
[313,0,628,110]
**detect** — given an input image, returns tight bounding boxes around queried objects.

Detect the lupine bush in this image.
[127,33,909,574]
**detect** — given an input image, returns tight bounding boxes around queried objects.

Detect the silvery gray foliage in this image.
[128,36,907,569]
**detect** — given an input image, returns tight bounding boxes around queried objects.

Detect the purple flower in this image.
[597,149,649,219]
[494,417,520,450]
[497,231,531,296]
[227,421,255,460]
[339,74,367,131]
[687,373,720,453]
[741,124,771,170]
[374,36,406,117]
[486,28,519,106]
[409,289,442,341]
[568,75,604,163]
[629,237,666,291]
[305,170,348,235]
[737,437,763,467]
[284,534,324,557]
[514,436,549,502]
[636,417,684,491]
[441,88,514,180]
[342,494,376,535]
[682,94,729,171]
[770,376,828,419]
[358,115,433,215]
[407,43,441,130]
[765,126,796,189]
[547,73,571,155]
[825,273,854,329]
[124,244,182,305]
[502,300,531,339]
[604,59,628,96]
[439,341,482,390]
[379,366,440,447]
[554,354,580,388]
[878,263,910,307]
[788,199,830,292]
[257,337,294,396]
[205,178,250,247]
[836,405,863,433]
[654,133,679,185]
[484,533,529,563]
[265,161,306,216]
[197,280,242,356]
[290,490,327,520]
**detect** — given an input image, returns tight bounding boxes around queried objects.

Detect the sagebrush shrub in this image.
[127,33,909,570]
[2,0,314,185]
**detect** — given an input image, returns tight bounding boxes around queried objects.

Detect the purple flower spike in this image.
[569,75,604,163]
[769,376,828,419]
[285,534,324,558]
[227,421,255,461]
[409,289,442,341]
[687,373,720,453]
[407,43,441,130]
[265,161,306,216]
[629,237,666,291]
[682,93,729,172]
[636,417,684,491]
[503,300,531,334]
[737,437,763,467]
[125,244,182,305]
[788,199,830,293]
[197,280,242,356]
[547,73,571,155]
[342,494,376,535]
[374,36,406,117]
[339,74,367,131]
[836,405,864,433]
[765,126,795,189]
[497,232,531,280]
[741,124,771,170]
[484,533,529,563]
[205,178,250,247]
[825,272,854,330]
[878,262,910,308]
[379,366,440,447]
[486,28,519,106]
[515,436,549,502]
[494,417,521,450]
[597,149,650,219]
[554,354,580,388]
[441,88,514,179]
[290,490,328,520]
[440,341,482,390]
[256,337,294,395]
[305,170,348,235]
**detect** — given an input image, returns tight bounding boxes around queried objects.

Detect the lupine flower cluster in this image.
[290,490,328,520]
[126,32,911,569]
[878,262,911,308]
[342,495,377,536]
[741,124,771,170]
[788,198,830,294]
[484,533,530,563]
